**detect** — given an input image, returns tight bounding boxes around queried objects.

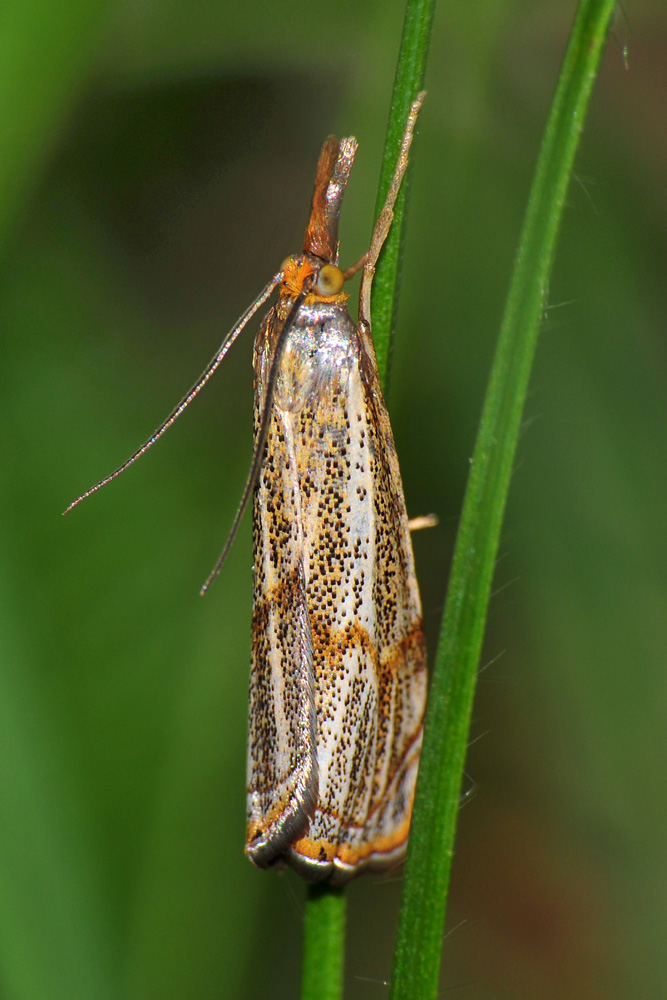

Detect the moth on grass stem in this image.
[67,93,428,884]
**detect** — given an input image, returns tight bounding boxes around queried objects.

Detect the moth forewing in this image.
[66,97,427,887]
[246,95,426,883]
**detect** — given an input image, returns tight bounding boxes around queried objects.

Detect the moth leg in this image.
[359,92,425,324]
[341,252,368,281]
[407,513,438,533]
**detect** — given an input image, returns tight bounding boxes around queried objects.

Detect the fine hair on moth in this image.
[67,93,429,884]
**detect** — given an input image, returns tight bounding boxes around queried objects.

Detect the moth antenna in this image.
[64,275,282,515]
[200,289,307,594]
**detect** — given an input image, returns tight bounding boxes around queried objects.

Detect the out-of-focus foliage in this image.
[0,1,665,997]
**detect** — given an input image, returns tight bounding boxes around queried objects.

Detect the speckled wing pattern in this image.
[246,97,427,883]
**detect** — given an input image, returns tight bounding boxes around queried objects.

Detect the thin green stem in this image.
[390,2,616,998]
[301,885,346,1000]
[371,0,436,386]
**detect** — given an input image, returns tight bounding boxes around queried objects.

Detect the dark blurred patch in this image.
[448,796,617,1000]
[49,74,341,329]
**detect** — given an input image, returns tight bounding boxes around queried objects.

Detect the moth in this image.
[67,93,427,884]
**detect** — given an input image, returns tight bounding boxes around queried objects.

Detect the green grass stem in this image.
[301,884,347,1000]
[370,0,437,385]
[389,2,617,997]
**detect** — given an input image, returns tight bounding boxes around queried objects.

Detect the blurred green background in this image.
[1,0,665,997]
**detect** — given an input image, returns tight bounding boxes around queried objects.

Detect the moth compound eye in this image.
[316,264,345,296]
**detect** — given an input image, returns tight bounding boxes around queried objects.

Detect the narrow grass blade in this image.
[371,0,436,385]
[390,2,617,997]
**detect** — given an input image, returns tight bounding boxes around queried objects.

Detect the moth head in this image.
[279,254,347,303]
